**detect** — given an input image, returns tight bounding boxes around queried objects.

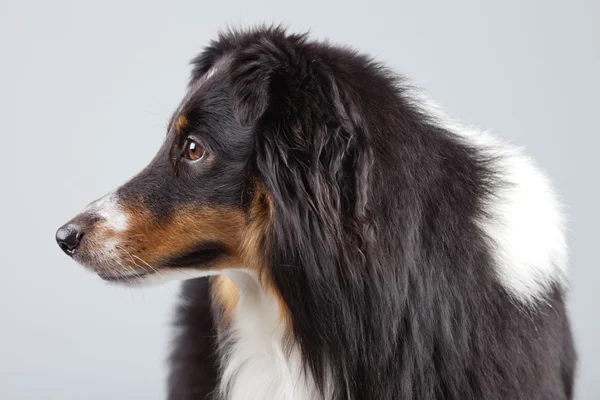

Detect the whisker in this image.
[118,259,140,277]
[117,245,138,266]
[115,245,156,282]
[130,254,167,281]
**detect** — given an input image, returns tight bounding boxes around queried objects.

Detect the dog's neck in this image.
[217,270,322,400]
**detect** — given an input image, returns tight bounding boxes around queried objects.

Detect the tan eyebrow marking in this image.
[176,114,188,134]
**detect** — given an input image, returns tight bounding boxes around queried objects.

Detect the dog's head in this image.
[55,28,372,291]
[55,53,262,285]
[56,61,246,284]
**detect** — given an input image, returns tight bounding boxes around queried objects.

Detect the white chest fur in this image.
[218,271,321,400]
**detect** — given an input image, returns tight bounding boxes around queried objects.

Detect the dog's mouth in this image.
[162,242,227,268]
[95,242,228,285]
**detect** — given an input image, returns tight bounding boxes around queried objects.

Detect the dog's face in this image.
[56,61,262,285]
[56,29,365,302]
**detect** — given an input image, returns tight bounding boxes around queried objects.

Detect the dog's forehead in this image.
[186,56,231,103]
[169,56,232,135]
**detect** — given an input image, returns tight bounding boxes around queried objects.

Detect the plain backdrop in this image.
[1,0,598,399]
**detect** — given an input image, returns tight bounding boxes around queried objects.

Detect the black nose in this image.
[56,224,83,256]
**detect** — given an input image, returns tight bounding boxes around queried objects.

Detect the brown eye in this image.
[183,138,205,161]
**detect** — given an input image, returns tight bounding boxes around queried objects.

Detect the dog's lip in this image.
[97,271,153,283]
[162,242,227,268]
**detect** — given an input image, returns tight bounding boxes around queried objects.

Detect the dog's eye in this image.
[183,138,205,161]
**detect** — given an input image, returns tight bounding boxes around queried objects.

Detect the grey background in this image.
[1,0,598,399]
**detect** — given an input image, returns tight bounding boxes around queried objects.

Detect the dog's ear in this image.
[243,38,374,394]
[191,27,309,125]
[228,31,377,396]
[228,31,309,126]
[235,33,373,259]
[228,51,272,126]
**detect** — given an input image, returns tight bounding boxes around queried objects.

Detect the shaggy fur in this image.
[170,27,575,399]
[57,26,575,400]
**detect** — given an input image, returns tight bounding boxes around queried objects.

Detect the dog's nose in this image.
[56,224,83,256]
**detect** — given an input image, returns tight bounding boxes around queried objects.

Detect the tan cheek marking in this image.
[113,191,291,328]
[116,200,246,269]
[176,114,188,134]
[240,186,292,327]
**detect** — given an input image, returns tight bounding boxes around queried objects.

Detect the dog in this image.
[56,26,575,400]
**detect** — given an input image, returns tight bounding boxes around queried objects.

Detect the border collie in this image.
[56,26,575,400]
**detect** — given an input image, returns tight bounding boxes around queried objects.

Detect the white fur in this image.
[218,271,324,400]
[193,59,225,90]
[408,89,568,302]
[203,66,218,82]
[120,266,324,399]
[84,193,128,232]
[100,238,120,261]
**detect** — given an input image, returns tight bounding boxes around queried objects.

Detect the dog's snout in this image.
[56,224,83,256]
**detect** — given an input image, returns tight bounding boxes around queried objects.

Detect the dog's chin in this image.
[97,267,219,287]
[97,271,154,286]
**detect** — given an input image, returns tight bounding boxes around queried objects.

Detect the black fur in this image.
[168,26,575,399]
[169,278,219,400]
